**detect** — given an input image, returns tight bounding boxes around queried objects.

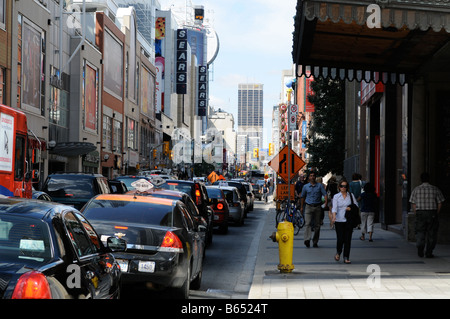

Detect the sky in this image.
[161,0,298,148]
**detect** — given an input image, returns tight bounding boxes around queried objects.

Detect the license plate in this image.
[138,261,155,273]
[117,259,129,272]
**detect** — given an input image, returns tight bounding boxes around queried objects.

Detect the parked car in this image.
[41,173,111,210]
[0,197,125,299]
[206,186,230,234]
[156,180,214,246]
[82,194,204,299]
[131,188,208,245]
[252,183,263,201]
[217,186,245,226]
[213,180,249,215]
[241,182,255,211]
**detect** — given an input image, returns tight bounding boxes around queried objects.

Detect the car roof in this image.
[92,194,175,206]
[125,189,186,198]
[0,197,68,219]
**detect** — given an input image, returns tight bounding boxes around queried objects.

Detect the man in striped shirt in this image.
[409,172,445,258]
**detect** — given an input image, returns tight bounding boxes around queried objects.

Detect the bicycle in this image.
[275,199,305,235]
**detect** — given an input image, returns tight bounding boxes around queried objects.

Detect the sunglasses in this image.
[339,184,348,188]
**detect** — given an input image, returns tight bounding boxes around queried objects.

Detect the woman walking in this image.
[330,180,357,264]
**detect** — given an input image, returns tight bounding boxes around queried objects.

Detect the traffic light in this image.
[153,149,157,159]
[269,143,274,156]
[253,148,259,159]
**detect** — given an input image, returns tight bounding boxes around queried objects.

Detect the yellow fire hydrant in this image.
[269,221,295,273]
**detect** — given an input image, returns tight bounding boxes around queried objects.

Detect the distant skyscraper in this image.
[238,83,263,154]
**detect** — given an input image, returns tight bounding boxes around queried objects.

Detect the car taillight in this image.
[159,231,183,253]
[12,271,52,299]
[217,203,224,210]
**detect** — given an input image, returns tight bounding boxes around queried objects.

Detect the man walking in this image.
[300,171,328,247]
[409,172,445,258]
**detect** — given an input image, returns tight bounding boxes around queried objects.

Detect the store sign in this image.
[198,65,207,116]
[176,29,187,94]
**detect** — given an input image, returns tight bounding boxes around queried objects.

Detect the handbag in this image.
[345,192,361,228]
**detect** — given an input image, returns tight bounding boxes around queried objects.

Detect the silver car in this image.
[217,186,245,226]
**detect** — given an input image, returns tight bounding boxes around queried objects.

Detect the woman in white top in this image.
[331,180,357,264]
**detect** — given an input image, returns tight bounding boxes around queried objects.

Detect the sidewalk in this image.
[249,205,450,299]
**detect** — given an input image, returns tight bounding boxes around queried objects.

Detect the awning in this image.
[293,0,450,84]
[49,142,97,157]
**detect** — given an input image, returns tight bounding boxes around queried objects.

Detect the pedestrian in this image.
[330,180,357,264]
[326,176,339,228]
[316,176,325,225]
[300,171,328,248]
[294,173,306,208]
[359,182,378,242]
[349,173,365,207]
[409,172,445,258]
[349,173,364,229]
[262,183,269,203]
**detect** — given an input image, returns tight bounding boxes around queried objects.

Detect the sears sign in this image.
[176,29,188,94]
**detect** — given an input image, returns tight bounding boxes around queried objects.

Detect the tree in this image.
[305,77,345,175]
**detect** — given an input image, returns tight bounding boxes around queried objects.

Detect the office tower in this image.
[238,83,263,155]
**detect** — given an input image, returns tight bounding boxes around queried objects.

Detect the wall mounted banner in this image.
[176,29,188,94]
[198,65,207,116]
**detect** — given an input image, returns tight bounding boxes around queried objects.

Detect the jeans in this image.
[415,210,439,256]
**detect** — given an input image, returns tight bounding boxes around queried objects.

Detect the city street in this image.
[122,199,271,299]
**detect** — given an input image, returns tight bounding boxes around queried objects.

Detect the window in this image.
[0,67,5,105]
[102,115,112,152]
[0,0,5,29]
[14,135,26,180]
[127,118,137,150]
[113,119,122,154]
[64,212,98,257]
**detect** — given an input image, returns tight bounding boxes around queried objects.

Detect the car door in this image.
[62,211,118,299]
[178,204,202,277]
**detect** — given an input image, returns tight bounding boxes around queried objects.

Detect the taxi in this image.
[81,180,204,299]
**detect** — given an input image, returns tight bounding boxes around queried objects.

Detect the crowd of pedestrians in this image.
[289,170,445,264]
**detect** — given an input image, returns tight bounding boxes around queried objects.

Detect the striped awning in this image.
[293,0,450,84]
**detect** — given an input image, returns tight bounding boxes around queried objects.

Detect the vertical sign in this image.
[289,104,298,130]
[305,76,315,112]
[198,65,207,116]
[176,29,187,94]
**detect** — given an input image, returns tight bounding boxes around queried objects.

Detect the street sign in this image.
[276,184,296,200]
[289,104,298,130]
[268,145,305,183]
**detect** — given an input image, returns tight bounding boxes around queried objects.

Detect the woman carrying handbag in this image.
[330,180,358,264]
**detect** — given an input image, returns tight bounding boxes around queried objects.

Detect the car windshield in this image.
[0,215,52,264]
[206,188,223,199]
[158,182,193,197]
[83,199,175,226]
[45,177,94,198]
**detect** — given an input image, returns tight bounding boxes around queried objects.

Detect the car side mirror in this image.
[107,237,127,252]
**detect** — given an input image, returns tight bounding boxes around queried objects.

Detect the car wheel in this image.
[174,263,190,299]
[191,267,202,290]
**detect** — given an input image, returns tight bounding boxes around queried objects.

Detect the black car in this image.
[0,197,125,299]
[41,173,111,210]
[213,180,249,215]
[82,194,205,299]
[130,188,208,245]
[252,184,263,201]
[157,180,214,246]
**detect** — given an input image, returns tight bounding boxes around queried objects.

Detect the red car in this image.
[206,186,230,234]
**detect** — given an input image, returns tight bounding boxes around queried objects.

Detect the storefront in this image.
[293,0,450,242]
